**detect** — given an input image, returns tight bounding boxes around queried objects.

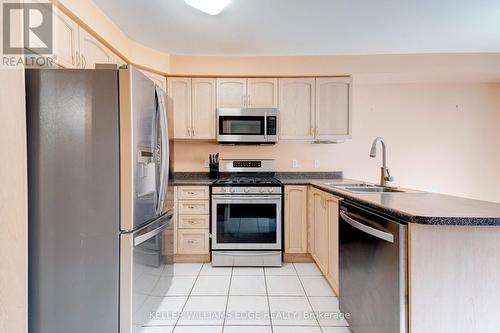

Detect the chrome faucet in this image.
[369,137,394,187]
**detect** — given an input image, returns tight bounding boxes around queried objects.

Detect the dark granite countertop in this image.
[173,172,500,226]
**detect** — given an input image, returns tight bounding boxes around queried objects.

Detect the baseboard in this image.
[174,254,211,263]
[283,252,314,263]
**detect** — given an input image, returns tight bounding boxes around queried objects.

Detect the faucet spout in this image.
[369,137,393,187]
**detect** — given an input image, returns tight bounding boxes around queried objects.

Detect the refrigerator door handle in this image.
[156,86,169,215]
[134,210,173,246]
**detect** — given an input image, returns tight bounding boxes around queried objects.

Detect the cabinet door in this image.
[326,195,340,296]
[167,78,192,139]
[311,189,329,274]
[217,78,247,108]
[79,29,115,69]
[51,7,79,68]
[140,70,167,92]
[284,186,308,254]
[315,77,352,141]
[278,78,315,140]
[247,78,278,108]
[192,78,216,139]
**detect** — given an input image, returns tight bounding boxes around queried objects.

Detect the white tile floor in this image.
[135,262,351,333]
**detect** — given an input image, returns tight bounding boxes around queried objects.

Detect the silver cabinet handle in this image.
[340,211,394,243]
[187,240,198,244]
[82,55,86,68]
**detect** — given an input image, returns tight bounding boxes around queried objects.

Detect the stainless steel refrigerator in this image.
[26,65,174,333]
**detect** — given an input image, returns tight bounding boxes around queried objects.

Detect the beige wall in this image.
[56,0,170,72]
[170,54,500,83]
[172,55,500,203]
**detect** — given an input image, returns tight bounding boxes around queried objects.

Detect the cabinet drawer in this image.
[178,200,209,215]
[178,215,209,229]
[178,186,209,200]
[178,229,209,254]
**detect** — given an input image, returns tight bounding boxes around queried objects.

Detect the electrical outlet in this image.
[204,159,209,168]
[313,160,320,168]
[291,160,299,168]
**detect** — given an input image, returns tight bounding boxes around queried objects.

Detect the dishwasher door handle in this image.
[340,211,394,243]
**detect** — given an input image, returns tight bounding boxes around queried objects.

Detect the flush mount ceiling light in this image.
[183,0,231,15]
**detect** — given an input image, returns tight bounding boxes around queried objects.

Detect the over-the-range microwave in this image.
[217,108,278,144]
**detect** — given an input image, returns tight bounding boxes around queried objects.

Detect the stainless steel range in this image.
[211,159,282,267]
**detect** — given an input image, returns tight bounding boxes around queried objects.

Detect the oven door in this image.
[211,194,282,250]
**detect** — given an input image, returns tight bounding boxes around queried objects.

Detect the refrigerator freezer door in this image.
[120,211,174,333]
[26,68,120,333]
[120,66,160,231]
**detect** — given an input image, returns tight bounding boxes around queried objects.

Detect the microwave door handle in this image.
[264,111,268,140]
[340,211,394,243]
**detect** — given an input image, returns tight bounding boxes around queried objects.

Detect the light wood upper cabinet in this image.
[217,78,278,108]
[168,78,192,139]
[192,78,217,139]
[78,29,115,69]
[279,78,315,140]
[315,77,352,141]
[217,78,247,108]
[247,78,278,108]
[284,186,308,254]
[51,7,79,68]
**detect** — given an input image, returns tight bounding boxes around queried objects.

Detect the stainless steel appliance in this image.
[26,65,174,333]
[339,200,408,333]
[211,159,282,266]
[217,108,278,144]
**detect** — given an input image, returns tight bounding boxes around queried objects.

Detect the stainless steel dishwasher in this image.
[339,200,408,333]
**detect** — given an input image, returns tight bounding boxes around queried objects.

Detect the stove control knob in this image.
[244,188,250,193]
[260,188,265,193]
[230,188,235,193]
[268,188,274,193]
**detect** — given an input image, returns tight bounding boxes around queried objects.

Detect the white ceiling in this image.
[93,0,500,56]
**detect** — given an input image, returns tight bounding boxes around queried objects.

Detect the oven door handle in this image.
[217,251,280,256]
[340,211,394,243]
[134,211,173,246]
[212,195,281,201]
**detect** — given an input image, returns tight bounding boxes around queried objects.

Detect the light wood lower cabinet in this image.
[310,187,329,274]
[178,185,210,200]
[174,186,210,257]
[178,215,209,229]
[177,229,209,254]
[284,186,308,254]
[303,186,341,295]
[325,195,340,295]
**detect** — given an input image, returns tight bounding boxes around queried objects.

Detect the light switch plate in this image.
[291,160,299,168]
[313,160,320,168]
[204,159,209,168]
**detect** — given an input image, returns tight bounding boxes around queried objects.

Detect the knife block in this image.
[209,163,220,179]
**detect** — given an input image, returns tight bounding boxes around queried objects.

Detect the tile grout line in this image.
[172,263,204,329]
[263,265,274,333]
[221,265,233,331]
[293,263,325,333]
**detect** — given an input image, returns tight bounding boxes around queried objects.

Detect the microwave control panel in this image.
[267,116,277,135]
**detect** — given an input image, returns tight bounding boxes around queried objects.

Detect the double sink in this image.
[323,182,418,194]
